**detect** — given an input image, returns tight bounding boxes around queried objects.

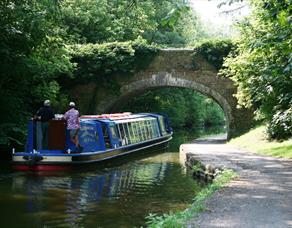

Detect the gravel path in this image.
[180,139,292,228]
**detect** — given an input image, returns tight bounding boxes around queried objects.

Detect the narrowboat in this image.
[12,112,173,171]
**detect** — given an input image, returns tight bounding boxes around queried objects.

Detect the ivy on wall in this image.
[62,39,158,93]
[191,40,235,70]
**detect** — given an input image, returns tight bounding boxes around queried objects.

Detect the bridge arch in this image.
[106,74,233,139]
[69,49,252,139]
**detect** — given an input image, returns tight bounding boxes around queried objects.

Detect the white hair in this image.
[44,100,50,106]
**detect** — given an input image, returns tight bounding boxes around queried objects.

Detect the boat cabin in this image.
[27,113,172,153]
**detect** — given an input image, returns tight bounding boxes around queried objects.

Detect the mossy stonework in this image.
[68,48,252,139]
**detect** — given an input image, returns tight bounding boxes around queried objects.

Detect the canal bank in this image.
[180,137,292,228]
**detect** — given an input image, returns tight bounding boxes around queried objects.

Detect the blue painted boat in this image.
[12,113,173,171]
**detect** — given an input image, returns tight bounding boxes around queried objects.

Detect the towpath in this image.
[180,137,292,228]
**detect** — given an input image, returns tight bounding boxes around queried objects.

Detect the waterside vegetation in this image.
[221,0,292,140]
[146,169,237,228]
[229,125,292,159]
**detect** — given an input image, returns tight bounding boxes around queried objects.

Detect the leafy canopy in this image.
[222,0,292,140]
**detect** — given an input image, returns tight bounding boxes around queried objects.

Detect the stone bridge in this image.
[69,49,253,139]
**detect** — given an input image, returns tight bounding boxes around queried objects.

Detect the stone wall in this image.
[68,49,253,139]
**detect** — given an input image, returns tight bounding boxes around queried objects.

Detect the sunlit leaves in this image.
[218,0,244,8]
[193,39,235,70]
[161,4,190,29]
[60,0,157,43]
[222,0,292,139]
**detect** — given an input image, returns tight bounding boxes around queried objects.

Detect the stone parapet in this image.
[68,49,253,138]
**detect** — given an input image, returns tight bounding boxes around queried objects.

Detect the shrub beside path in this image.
[180,137,292,228]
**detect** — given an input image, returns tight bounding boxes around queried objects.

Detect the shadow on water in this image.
[0,127,225,228]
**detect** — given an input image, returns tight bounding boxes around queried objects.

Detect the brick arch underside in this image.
[107,76,234,139]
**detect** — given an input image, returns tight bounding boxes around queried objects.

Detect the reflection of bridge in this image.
[69,49,252,139]
[11,160,169,226]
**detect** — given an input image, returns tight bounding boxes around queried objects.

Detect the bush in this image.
[267,108,292,140]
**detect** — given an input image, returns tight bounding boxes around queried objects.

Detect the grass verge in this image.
[145,169,237,228]
[229,126,292,159]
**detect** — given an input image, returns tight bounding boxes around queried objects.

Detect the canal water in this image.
[0,128,224,228]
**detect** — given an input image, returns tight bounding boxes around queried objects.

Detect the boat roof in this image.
[80,112,160,123]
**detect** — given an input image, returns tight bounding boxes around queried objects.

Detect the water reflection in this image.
[1,128,224,228]
[3,151,201,228]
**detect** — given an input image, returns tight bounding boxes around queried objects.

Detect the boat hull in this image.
[12,134,172,171]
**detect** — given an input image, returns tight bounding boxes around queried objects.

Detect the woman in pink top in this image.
[63,102,81,150]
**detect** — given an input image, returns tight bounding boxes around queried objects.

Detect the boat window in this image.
[151,119,160,138]
[147,120,154,139]
[117,124,124,145]
[149,119,154,139]
[117,124,122,138]
[137,121,142,141]
[144,120,149,140]
[142,120,148,140]
[124,123,131,144]
[158,116,167,136]
[109,124,118,138]
[146,120,152,139]
[132,122,139,143]
[121,123,128,145]
[102,124,111,149]
[128,122,137,143]
[137,121,145,141]
[136,122,141,142]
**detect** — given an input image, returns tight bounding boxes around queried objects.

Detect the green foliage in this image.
[66,39,158,93]
[147,2,211,47]
[60,0,157,43]
[161,4,190,29]
[60,0,209,47]
[119,88,225,130]
[267,108,292,140]
[222,0,292,140]
[192,39,235,70]
[192,163,203,173]
[0,0,73,150]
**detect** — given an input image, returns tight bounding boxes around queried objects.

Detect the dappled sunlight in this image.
[183,135,292,227]
[230,126,292,159]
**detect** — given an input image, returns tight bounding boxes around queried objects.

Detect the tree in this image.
[119,88,225,129]
[0,0,72,149]
[222,0,292,139]
[60,0,157,43]
[60,0,207,46]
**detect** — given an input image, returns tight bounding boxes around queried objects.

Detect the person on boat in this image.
[63,102,82,152]
[35,99,55,150]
